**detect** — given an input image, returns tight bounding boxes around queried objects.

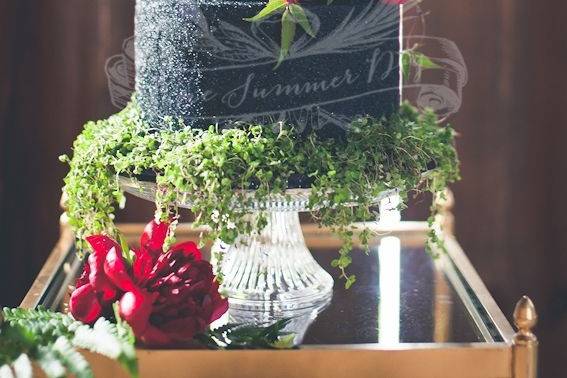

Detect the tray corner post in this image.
[512,295,538,378]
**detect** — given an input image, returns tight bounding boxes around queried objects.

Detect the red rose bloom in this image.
[69,219,228,346]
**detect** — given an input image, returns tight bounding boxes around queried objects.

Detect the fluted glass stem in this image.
[213,211,334,312]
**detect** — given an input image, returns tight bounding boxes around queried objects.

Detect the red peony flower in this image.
[69,235,122,323]
[69,219,229,346]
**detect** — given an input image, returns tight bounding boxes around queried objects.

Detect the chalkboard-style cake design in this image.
[135,0,401,138]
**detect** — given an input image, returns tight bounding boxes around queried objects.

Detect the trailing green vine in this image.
[60,98,459,287]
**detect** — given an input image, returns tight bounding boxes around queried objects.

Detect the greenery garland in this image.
[60,98,459,287]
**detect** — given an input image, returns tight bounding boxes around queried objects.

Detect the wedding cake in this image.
[62,0,459,311]
[135,0,401,138]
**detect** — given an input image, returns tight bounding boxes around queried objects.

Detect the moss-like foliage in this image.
[61,99,459,287]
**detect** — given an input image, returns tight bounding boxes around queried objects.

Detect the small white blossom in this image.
[211,210,220,223]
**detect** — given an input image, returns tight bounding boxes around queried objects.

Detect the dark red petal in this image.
[146,252,175,282]
[87,253,119,300]
[104,247,138,292]
[132,248,154,284]
[170,241,202,261]
[138,325,172,346]
[208,285,229,323]
[140,219,169,256]
[86,235,121,257]
[160,317,200,341]
[119,289,157,335]
[184,261,215,286]
[75,263,91,288]
[69,284,103,324]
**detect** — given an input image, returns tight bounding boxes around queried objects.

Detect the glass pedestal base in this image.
[117,176,397,316]
[213,211,334,312]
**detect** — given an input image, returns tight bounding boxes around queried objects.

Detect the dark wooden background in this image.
[1,1,566,376]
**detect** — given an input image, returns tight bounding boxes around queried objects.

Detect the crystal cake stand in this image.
[118,176,396,313]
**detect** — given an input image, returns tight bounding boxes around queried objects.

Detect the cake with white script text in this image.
[135,0,401,139]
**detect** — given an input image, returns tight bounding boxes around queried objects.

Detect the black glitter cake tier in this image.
[135,0,401,139]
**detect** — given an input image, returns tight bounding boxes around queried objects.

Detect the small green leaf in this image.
[0,364,15,378]
[415,52,441,69]
[288,4,316,37]
[275,8,297,68]
[270,333,296,349]
[119,235,134,265]
[12,354,32,378]
[35,347,66,378]
[401,50,411,81]
[338,255,352,268]
[51,337,93,378]
[345,275,357,289]
[401,50,440,81]
[244,0,285,22]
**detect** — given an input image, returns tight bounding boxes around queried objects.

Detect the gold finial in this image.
[513,296,538,378]
[513,296,538,343]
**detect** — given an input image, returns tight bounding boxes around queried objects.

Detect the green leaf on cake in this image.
[276,8,297,68]
[288,4,316,37]
[244,0,286,22]
[401,50,411,81]
[245,2,316,68]
[401,49,442,81]
[415,52,440,69]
